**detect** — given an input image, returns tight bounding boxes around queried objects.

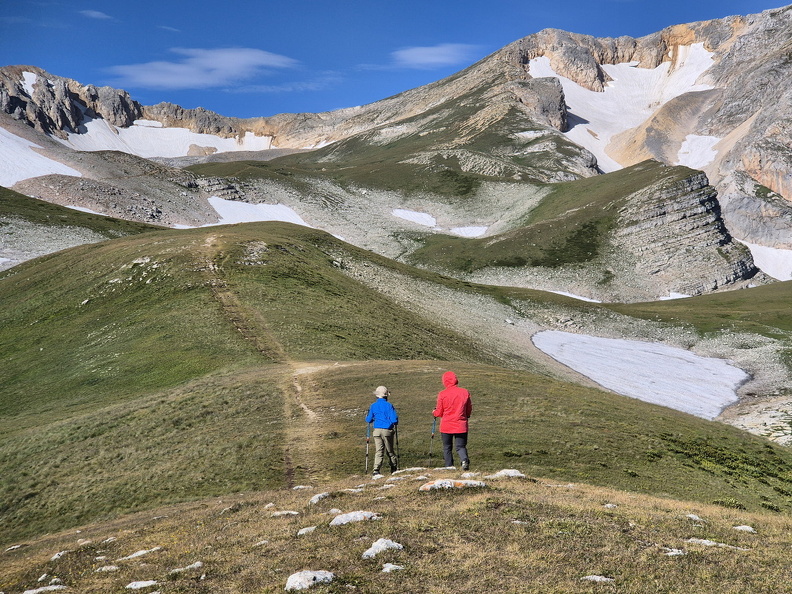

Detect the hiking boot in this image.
[462,460,470,471]
[390,463,398,473]
[372,468,381,476]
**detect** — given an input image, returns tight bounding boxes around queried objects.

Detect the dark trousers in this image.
[441,432,468,467]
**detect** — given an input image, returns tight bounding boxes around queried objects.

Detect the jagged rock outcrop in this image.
[612,170,758,296]
[0,65,142,137]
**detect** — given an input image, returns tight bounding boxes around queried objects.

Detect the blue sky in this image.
[0,1,784,119]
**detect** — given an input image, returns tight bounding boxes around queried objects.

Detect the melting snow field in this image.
[737,239,792,281]
[532,330,748,420]
[0,127,82,186]
[59,118,275,159]
[676,134,721,169]
[207,197,312,227]
[391,209,487,237]
[529,43,715,172]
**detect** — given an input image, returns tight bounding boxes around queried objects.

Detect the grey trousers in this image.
[372,428,397,471]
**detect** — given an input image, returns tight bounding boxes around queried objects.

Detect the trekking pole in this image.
[394,425,400,471]
[428,417,437,467]
[365,422,371,473]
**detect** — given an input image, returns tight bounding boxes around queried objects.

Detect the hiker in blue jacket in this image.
[365,386,399,475]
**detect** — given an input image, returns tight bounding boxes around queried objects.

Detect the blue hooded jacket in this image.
[366,398,398,429]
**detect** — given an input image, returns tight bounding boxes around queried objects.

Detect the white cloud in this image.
[230,72,342,94]
[391,43,480,69]
[106,47,299,90]
[79,10,113,20]
[158,25,181,33]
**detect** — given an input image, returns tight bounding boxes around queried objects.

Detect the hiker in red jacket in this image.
[432,371,472,470]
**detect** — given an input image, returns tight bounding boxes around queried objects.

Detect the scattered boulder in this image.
[419,479,487,491]
[285,570,334,591]
[362,538,403,559]
[330,511,381,526]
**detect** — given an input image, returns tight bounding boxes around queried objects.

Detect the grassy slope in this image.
[0,186,161,236]
[406,160,695,273]
[2,473,791,593]
[2,222,792,547]
[187,84,588,200]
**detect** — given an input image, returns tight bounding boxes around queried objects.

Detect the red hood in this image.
[442,371,458,387]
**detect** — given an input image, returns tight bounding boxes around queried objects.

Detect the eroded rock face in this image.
[612,171,758,296]
[0,66,142,137]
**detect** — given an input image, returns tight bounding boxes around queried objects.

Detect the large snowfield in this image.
[528,43,717,173]
[0,127,82,187]
[60,117,275,159]
[532,330,749,420]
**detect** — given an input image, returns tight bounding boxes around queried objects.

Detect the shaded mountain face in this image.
[1,5,791,300]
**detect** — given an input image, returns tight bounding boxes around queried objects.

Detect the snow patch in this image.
[450,226,488,238]
[206,197,311,227]
[736,239,792,281]
[22,71,38,96]
[59,117,274,158]
[529,43,715,172]
[676,134,720,169]
[392,208,437,227]
[0,127,82,186]
[532,330,747,420]
[548,290,602,303]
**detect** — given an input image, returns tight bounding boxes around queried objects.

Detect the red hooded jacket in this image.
[433,371,472,434]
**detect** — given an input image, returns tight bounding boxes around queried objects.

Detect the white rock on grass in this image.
[686,514,704,522]
[393,467,425,474]
[581,575,615,583]
[50,551,69,561]
[362,538,403,559]
[271,511,299,517]
[685,538,749,551]
[309,492,330,505]
[125,581,158,590]
[292,485,313,490]
[285,570,334,591]
[22,586,67,594]
[5,544,24,552]
[418,479,486,491]
[168,561,204,575]
[117,547,162,561]
[329,511,381,526]
[733,525,757,533]
[662,548,687,556]
[95,565,120,573]
[297,526,317,536]
[382,563,404,572]
[484,469,526,479]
